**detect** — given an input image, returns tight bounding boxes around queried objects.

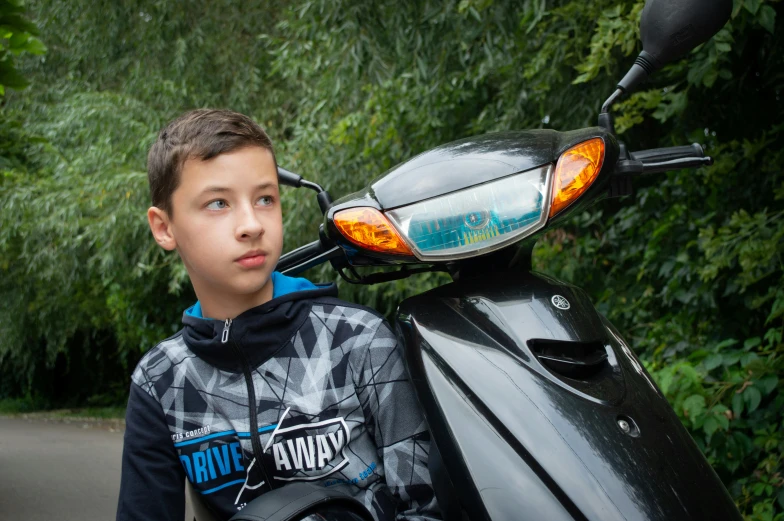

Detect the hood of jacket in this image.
[180,271,338,371]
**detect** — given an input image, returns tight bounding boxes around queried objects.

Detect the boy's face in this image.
[147,146,283,319]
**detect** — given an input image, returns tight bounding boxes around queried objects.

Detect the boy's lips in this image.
[235,250,266,268]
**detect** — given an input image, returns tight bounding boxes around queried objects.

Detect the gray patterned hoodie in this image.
[116,273,439,521]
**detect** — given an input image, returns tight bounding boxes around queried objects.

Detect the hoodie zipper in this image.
[221,319,232,343]
[223,319,274,490]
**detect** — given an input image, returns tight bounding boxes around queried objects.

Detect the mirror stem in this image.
[600,88,624,115]
[278,167,333,214]
[599,50,659,133]
[598,88,624,134]
[300,179,324,193]
[299,180,333,215]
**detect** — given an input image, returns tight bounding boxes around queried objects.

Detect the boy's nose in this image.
[235,206,264,239]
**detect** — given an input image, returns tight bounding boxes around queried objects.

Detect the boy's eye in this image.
[257,196,274,206]
[206,200,228,210]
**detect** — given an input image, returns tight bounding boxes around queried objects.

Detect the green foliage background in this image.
[1,0,782,518]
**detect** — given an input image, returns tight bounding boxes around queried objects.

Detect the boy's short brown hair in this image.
[148,109,275,215]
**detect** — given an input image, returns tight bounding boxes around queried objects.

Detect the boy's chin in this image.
[233,274,275,296]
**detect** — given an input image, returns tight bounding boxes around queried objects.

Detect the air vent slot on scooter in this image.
[528,339,609,379]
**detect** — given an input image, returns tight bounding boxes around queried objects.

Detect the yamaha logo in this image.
[551,295,570,310]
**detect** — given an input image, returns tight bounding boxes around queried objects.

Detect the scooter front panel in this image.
[396,271,741,521]
[420,341,577,521]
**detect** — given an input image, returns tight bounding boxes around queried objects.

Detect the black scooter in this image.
[220,0,743,519]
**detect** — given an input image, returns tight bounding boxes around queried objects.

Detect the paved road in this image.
[0,416,194,521]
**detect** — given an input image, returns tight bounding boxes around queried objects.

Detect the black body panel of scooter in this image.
[395,271,741,521]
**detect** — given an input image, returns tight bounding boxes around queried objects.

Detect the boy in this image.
[116,109,440,521]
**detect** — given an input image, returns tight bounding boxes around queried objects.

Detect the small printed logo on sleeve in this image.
[171,424,212,442]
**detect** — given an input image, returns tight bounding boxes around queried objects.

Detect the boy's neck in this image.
[196,279,274,321]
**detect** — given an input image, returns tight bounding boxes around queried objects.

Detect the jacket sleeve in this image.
[354,320,441,521]
[116,382,186,521]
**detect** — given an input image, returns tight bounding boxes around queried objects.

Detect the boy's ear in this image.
[147,207,177,251]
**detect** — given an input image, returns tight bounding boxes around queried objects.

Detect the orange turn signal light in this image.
[333,207,414,256]
[550,137,605,217]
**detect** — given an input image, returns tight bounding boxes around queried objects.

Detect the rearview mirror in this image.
[640,0,733,71]
[617,0,732,93]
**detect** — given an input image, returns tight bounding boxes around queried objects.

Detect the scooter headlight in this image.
[386,164,552,261]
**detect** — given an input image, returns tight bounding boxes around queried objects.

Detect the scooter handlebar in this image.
[616,143,713,175]
[277,239,326,270]
[631,143,706,163]
[277,239,344,276]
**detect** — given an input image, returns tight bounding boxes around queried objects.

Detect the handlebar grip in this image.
[277,240,326,272]
[615,143,713,176]
[631,143,705,163]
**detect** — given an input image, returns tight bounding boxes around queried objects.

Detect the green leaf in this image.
[715,338,739,350]
[602,5,622,18]
[757,375,778,394]
[0,62,29,89]
[744,337,761,350]
[658,370,674,396]
[722,352,742,366]
[767,293,784,323]
[678,363,700,383]
[715,41,732,53]
[709,405,731,433]
[758,5,776,34]
[732,392,745,418]
[741,352,759,367]
[744,386,762,413]
[715,411,730,431]
[744,0,761,15]
[0,14,39,36]
[683,394,706,419]
[572,72,592,85]
[703,416,719,438]
[702,416,719,439]
[22,37,46,56]
[702,68,719,88]
[703,354,723,371]
[8,31,29,51]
